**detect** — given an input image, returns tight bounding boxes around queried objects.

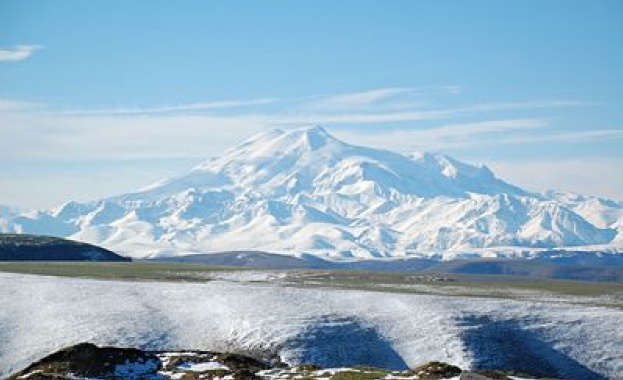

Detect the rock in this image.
[9,343,271,380]
[410,361,462,379]
[8,342,160,379]
[8,343,566,380]
[0,234,130,261]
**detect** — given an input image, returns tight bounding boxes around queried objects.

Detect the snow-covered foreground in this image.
[0,273,621,380]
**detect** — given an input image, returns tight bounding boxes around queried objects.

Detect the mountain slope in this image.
[543,190,623,246]
[0,126,620,259]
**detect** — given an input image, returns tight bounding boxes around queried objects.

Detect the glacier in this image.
[1,126,621,259]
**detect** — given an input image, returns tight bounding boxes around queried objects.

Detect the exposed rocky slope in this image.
[1,126,621,259]
[6,343,552,380]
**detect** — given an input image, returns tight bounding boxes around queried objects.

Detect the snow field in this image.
[0,273,622,379]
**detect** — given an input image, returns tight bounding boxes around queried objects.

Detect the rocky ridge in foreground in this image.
[7,343,557,380]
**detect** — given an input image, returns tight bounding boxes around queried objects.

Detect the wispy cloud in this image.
[52,86,587,125]
[62,98,279,116]
[489,129,623,145]
[414,118,548,139]
[0,98,39,111]
[459,99,593,113]
[0,45,42,62]
[0,88,601,163]
[0,87,618,208]
[332,119,549,151]
[442,85,462,95]
[301,86,464,111]
[490,157,623,201]
[305,87,416,110]
[273,109,454,125]
[274,98,585,126]
[330,120,622,154]
[0,112,270,161]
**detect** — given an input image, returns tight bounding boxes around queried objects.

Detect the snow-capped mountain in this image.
[1,126,621,259]
[0,205,20,233]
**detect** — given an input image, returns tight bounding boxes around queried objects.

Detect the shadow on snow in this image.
[458,315,606,380]
[282,316,408,370]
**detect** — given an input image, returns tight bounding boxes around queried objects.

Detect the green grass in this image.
[448,275,623,297]
[285,269,623,306]
[0,261,241,281]
[1,261,621,306]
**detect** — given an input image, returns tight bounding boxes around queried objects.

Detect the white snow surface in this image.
[1,126,621,259]
[177,361,229,372]
[0,273,621,379]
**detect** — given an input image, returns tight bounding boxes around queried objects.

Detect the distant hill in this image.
[151,251,439,271]
[151,250,623,282]
[425,258,623,282]
[0,234,130,262]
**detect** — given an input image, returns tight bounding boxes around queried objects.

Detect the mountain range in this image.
[1,126,622,260]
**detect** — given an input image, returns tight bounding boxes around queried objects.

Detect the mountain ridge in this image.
[1,126,621,259]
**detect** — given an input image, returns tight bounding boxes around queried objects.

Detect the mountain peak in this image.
[299,125,332,150]
[305,124,330,135]
[271,125,337,151]
[411,151,489,179]
[280,125,341,149]
[2,126,620,259]
[224,126,345,161]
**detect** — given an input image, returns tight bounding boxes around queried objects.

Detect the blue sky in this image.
[1,0,622,208]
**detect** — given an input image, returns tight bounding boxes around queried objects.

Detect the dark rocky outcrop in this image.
[8,343,268,380]
[0,234,130,261]
[7,343,159,379]
[410,361,462,379]
[6,343,571,380]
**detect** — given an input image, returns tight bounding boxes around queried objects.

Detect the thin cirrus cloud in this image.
[274,98,587,126]
[460,99,593,113]
[53,86,586,124]
[274,109,454,125]
[302,86,463,111]
[489,157,623,199]
[490,129,623,145]
[1,88,621,206]
[0,98,39,111]
[0,111,271,161]
[332,118,550,151]
[0,87,605,163]
[0,45,42,62]
[60,98,279,116]
[305,87,417,110]
[60,88,419,116]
